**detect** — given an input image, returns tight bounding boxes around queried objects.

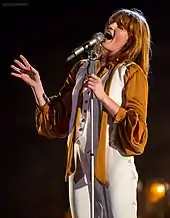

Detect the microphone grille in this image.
[94,32,105,42]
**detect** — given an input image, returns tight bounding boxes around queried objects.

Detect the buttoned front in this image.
[76,87,90,140]
[74,70,110,157]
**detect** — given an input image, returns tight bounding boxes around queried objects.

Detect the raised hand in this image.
[11,55,42,88]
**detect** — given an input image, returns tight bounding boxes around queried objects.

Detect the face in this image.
[102,22,129,56]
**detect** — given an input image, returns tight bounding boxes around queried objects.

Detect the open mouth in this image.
[104,32,113,40]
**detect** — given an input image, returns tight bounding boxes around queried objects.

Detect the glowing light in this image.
[148,183,166,203]
[156,185,165,193]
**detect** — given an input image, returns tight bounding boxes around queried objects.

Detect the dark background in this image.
[1,0,170,217]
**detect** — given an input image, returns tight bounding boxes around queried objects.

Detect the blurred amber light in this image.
[148,183,166,203]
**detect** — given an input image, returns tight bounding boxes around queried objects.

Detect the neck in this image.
[100,52,119,68]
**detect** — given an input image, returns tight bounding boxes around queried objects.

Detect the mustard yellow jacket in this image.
[35,61,148,184]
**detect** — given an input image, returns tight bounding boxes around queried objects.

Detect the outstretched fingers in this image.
[11,72,22,78]
[14,59,27,70]
[11,64,21,73]
[20,55,30,67]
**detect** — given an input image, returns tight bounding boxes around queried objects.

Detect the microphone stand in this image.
[67,46,98,218]
[87,49,98,218]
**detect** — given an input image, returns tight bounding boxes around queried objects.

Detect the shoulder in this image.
[124,62,146,84]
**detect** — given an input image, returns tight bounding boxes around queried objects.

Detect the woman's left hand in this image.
[86,74,106,102]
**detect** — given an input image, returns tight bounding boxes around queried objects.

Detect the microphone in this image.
[67,32,104,62]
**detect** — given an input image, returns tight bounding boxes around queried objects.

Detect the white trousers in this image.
[69,145,138,218]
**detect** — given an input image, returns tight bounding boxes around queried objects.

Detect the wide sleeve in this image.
[35,61,83,139]
[114,66,148,155]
